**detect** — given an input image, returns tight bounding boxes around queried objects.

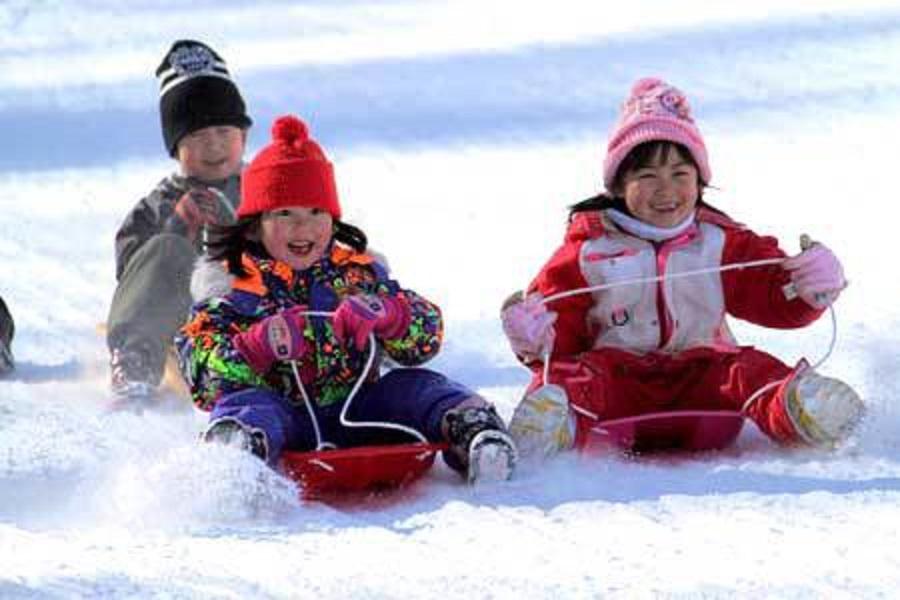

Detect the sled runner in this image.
[581,409,745,455]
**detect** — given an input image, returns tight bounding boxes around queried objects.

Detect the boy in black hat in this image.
[106,39,252,409]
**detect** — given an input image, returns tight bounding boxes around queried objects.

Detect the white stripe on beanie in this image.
[159,70,234,97]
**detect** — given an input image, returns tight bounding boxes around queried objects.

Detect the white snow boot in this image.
[508,384,575,460]
[784,369,864,447]
[445,405,517,484]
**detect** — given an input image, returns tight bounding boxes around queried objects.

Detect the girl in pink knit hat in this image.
[176,115,516,484]
[501,77,863,459]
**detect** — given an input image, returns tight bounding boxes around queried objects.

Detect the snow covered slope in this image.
[2,1,899,597]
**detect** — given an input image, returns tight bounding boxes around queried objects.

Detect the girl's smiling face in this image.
[615,143,700,228]
[260,206,334,270]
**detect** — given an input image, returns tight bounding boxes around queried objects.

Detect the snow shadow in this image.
[308,427,900,529]
[3,10,900,174]
[5,358,81,383]
[0,471,85,526]
[505,458,900,510]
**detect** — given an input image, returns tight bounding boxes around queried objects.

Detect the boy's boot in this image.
[445,404,517,484]
[784,369,865,447]
[109,347,156,412]
[202,417,269,462]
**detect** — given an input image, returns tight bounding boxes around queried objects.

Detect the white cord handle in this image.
[288,309,428,451]
[207,186,237,221]
[542,257,784,304]
[530,256,838,415]
[198,187,238,258]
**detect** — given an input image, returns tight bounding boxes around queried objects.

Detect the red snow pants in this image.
[527,346,804,448]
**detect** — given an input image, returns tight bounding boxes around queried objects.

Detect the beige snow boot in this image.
[508,384,575,460]
[785,369,865,447]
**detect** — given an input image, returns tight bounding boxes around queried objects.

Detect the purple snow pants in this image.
[209,368,473,465]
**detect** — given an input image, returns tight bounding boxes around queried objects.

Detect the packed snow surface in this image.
[1,1,899,597]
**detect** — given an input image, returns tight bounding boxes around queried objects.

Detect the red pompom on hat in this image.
[602,77,711,191]
[238,115,341,218]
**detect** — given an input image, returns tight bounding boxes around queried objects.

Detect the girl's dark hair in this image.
[204,216,368,277]
[569,140,716,220]
[568,193,623,219]
[333,219,368,253]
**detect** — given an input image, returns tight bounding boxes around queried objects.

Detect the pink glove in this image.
[501,293,557,361]
[333,294,412,351]
[783,242,847,308]
[233,306,308,373]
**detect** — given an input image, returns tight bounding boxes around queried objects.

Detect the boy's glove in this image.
[333,294,411,351]
[233,307,309,373]
[783,241,846,308]
[165,187,233,242]
[501,293,557,362]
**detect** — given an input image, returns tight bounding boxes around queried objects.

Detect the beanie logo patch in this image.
[158,42,233,98]
[658,90,690,119]
[170,44,216,76]
[624,85,692,124]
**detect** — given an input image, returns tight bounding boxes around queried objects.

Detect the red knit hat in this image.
[238,115,341,219]
[602,77,711,190]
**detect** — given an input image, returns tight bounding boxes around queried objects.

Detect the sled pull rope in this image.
[531,255,838,414]
[199,187,237,256]
[289,310,429,451]
[209,186,237,221]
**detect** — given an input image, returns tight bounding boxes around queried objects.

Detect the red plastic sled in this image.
[279,442,448,499]
[582,410,745,455]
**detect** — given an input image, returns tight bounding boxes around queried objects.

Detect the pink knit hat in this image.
[602,77,711,190]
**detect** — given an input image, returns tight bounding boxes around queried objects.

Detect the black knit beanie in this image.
[156,40,252,157]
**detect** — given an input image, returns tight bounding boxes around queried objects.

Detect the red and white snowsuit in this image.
[526,206,823,447]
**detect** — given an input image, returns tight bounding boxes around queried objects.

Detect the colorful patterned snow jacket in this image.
[176,243,443,412]
[530,205,825,360]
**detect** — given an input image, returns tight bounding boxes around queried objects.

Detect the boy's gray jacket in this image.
[113,173,241,280]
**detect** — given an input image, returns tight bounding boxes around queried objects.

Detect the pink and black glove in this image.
[233,306,309,373]
[165,187,233,242]
[333,294,412,351]
[501,293,557,362]
[783,241,847,308]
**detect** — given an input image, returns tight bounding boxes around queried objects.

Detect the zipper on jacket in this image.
[653,241,674,349]
[651,227,698,350]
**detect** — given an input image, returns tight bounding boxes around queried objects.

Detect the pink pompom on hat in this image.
[602,77,711,190]
[238,115,341,219]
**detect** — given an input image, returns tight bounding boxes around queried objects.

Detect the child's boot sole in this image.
[468,430,517,484]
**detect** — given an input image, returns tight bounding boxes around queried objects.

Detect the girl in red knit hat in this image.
[176,115,516,484]
[501,77,864,459]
